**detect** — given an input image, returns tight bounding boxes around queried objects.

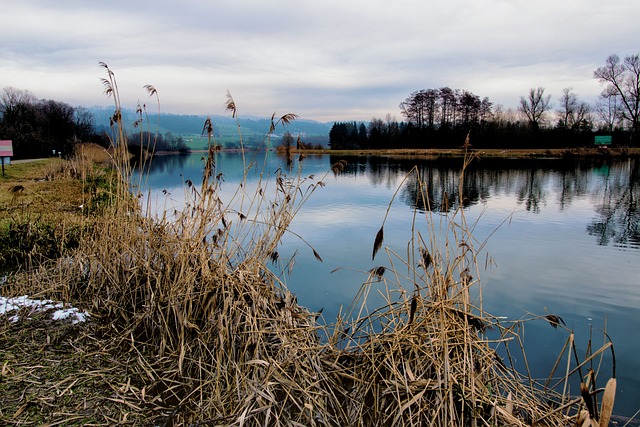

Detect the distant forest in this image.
[0,94,331,158]
[0,88,99,158]
[329,53,640,150]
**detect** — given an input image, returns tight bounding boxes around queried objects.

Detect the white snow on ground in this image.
[0,295,90,324]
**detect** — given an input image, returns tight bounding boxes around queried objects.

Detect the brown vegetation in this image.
[0,143,118,269]
[0,144,618,425]
[0,65,619,426]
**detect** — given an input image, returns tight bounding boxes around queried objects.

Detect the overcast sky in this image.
[1,0,638,122]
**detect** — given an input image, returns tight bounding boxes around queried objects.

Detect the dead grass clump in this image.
[21,152,332,424]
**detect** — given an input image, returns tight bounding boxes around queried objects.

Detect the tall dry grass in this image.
[5,65,617,426]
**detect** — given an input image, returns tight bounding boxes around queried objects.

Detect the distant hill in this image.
[88,107,331,148]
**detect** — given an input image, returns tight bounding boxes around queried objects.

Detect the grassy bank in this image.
[0,144,116,270]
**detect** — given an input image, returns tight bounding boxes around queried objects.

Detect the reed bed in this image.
[1,65,617,426]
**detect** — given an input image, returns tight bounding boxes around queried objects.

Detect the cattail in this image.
[545,314,566,329]
[372,226,384,260]
[420,247,432,269]
[409,294,417,325]
[369,266,386,280]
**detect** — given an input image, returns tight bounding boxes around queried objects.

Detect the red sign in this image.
[0,140,13,157]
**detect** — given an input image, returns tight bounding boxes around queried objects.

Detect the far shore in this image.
[8,146,638,164]
[165,146,640,159]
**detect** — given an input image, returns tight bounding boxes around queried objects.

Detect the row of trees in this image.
[330,53,640,149]
[329,117,408,150]
[399,87,492,130]
[0,88,98,158]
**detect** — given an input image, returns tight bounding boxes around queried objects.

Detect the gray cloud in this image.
[1,0,638,122]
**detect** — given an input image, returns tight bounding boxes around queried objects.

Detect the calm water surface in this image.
[141,152,639,420]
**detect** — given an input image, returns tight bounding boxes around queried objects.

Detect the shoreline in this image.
[289,146,640,158]
[156,146,640,159]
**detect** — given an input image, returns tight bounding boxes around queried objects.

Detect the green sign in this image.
[594,135,612,145]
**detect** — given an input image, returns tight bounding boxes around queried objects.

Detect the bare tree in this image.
[385,113,400,140]
[594,53,640,136]
[457,91,482,125]
[439,87,457,128]
[399,89,437,129]
[557,88,591,130]
[1,87,77,157]
[0,87,37,115]
[519,87,552,130]
[595,87,624,132]
[73,107,96,142]
[557,87,578,129]
[479,97,493,123]
[399,91,423,128]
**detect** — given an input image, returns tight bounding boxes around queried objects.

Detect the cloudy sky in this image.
[1,0,638,122]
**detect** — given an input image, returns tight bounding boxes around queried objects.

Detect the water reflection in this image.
[587,160,640,248]
[137,152,191,174]
[142,154,639,250]
[329,155,639,249]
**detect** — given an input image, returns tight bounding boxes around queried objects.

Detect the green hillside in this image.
[89,108,330,149]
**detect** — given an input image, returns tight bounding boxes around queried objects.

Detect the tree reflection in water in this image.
[587,159,639,248]
[330,154,639,249]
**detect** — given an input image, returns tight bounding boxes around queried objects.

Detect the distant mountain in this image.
[88,107,331,146]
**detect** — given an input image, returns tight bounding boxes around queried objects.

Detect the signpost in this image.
[0,140,14,176]
[594,135,612,146]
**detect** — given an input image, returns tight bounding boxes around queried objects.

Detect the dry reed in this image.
[2,64,618,426]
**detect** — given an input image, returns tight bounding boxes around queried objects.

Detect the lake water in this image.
[140,151,639,421]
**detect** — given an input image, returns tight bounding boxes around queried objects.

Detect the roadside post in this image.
[0,140,14,177]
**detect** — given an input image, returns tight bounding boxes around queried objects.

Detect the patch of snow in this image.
[0,295,90,324]
[52,307,89,324]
